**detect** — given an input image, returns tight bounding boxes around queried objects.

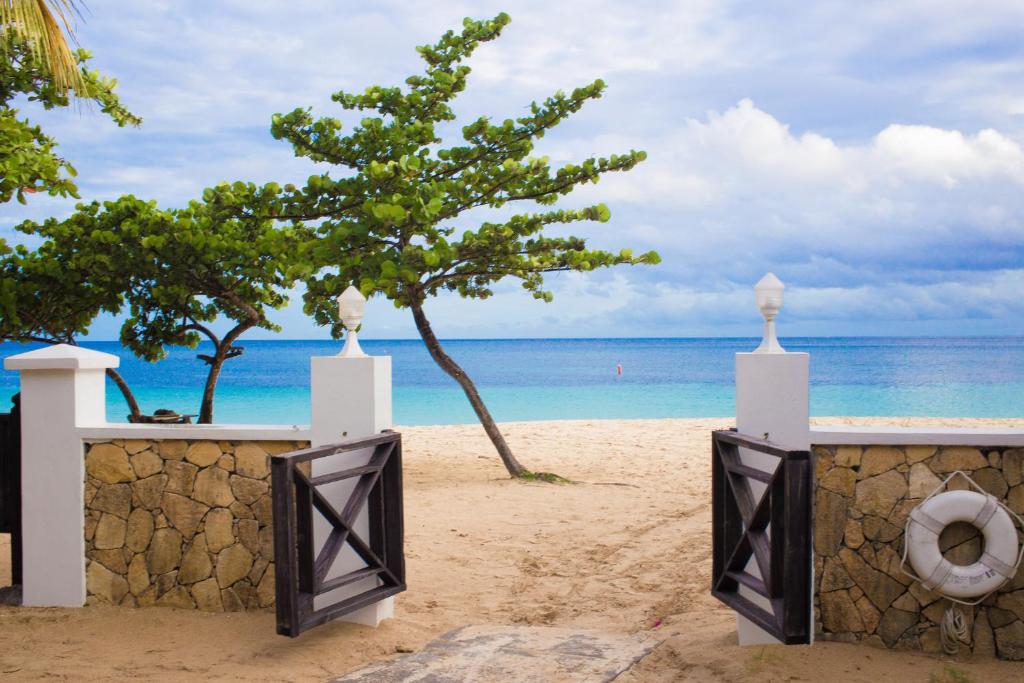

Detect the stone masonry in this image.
[83,438,308,611]
[814,444,1024,660]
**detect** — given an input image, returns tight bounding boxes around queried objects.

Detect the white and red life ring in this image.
[904,490,1020,601]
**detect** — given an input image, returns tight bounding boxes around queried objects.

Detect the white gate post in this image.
[734,274,810,645]
[3,344,119,607]
[309,288,394,627]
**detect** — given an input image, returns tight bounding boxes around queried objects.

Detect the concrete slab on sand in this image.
[333,625,661,682]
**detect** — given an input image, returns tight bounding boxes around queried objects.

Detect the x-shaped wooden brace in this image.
[293,440,401,597]
[714,437,785,620]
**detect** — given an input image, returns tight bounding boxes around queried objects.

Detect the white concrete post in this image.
[3,344,119,606]
[308,288,394,627]
[734,274,810,645]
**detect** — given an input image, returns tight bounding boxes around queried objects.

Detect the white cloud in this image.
[8,0,1024,338]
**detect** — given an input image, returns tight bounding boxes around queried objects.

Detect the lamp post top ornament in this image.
[337,286,368,358]
[754,272,786,353]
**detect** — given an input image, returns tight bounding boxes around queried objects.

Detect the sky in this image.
[4,0,1024,340]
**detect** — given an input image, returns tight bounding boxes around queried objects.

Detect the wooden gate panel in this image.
[272,431,405,637]
[711,429,811,644]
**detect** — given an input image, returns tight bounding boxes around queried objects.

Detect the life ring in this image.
[904,490,1020,600]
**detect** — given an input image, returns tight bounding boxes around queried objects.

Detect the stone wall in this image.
[814,444,1024,659]
[83,438,308,611]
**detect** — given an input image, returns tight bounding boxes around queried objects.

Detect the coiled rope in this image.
[940,603,970,655]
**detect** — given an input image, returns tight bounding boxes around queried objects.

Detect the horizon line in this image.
[6,334,1024,344]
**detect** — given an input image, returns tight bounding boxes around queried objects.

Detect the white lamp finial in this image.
[754,272,786,353]
[338,286,368,357]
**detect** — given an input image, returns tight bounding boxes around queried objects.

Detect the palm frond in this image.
[1,0,87,95]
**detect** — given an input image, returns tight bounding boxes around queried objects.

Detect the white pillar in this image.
[309,352,394,626]
[733,274,811,645]
[3,344,118,607]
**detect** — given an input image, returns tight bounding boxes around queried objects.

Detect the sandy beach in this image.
[1,417,1023,681]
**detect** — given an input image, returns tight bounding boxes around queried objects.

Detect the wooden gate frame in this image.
[271,431,405,637]
[711,429,812,644]
[0,393,21,586]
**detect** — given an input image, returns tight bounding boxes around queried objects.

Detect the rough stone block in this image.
[230,475,269,505]
[997,590,1024,622]
[855,595,881,634]
[147,528,183,575]
[156,585,195,609]
[131,474,168,510]
[89,548,128,575]
[821,467,856,497]
[858,447,905,480]
[877,607,918,647]
[840,548,904,611]
[185,442,223,468]
[90,484,133,519]
[257,564,276,607]
[127,554,150,596]
[191,578,223,612]
[995,620,1024,661]
[235,443,271,479]
[1004,449,1024,487]
[815,489,848,557]
[821,558,855,592]
[974,609,996,657]
[158,440,188,460]
[164,460,199,497]
[904,446,936,464]
[179,533,212,584]
[931,447,988,472]
[908,463,942,499]
[86,443,135,484]
[216,543,254,588]
[972,467,1009,499]
[161,492,209,539]
[855,470,907,518]
[94,513,127,550]
[130,450,164,479]
[87,560,129,605]
[193,467,235,508]
[204,508,236,553]
[125,508,155,554]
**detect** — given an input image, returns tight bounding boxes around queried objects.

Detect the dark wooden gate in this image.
[711,429,811,644]
[0,393,22,586]
[271,431,405,637]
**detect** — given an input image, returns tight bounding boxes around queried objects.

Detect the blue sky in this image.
[4,0,1024,340]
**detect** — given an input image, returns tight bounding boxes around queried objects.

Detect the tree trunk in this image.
[410,301,525,478]
[197,323,250,424]
[106,367,142,420]
[197,352,222,424]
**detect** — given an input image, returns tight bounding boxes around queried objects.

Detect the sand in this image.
[1,416,1023,681]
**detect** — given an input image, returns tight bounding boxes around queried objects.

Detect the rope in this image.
[940,603,970,655]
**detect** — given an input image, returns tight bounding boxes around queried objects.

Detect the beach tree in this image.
[118,183,304,423]
[19,184,304,423]
[272,13,659,478]
[0,197,148,417]
[0,28,139,209]
[1,21,139,411]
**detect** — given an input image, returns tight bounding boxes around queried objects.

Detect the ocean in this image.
[1,337,1022,425]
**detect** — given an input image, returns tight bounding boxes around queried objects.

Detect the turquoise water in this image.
[1,338,1022,424]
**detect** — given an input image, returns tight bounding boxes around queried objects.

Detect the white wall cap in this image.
[4,343,120,371]
[79,423,312,442]
[810,425,1024,447]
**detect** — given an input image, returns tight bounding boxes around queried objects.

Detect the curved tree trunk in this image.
[410,301,525,478]
[106,367,142,420]
[197,323,250,424]
[198,352,223,424]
